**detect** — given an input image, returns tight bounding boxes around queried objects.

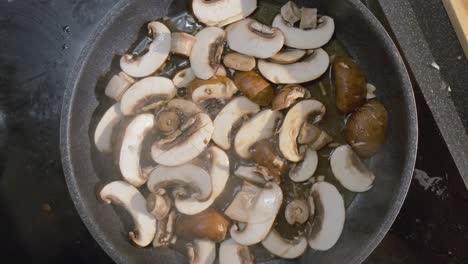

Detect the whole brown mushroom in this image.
[333,56,367,113]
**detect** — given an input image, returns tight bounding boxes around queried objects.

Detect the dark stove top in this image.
[1,0,467,263]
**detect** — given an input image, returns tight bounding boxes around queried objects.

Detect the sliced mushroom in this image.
[330,145,375,192]
[366,83,377,99]
[223,52,256,72]
[147,163,212,201]
[289,148,318,182]
[219,239,255,264]
[187,239,216,264]
[261,229,307,259]
[272,84,308,111]
[251,139,289,183]
[234,166,267,184]
[173,68,197,88]
[226,18,284,59]
[175,146,229,215]
[100,181,156,247]
[171,32,196,57]
[234,109,283,159]
[272,14,335,49]
[120,76,176,115]
[188,77,238,104]
[153,210,177,247]
[225,182,262,222]
[212,96,260,150]
[94,103,123,153]
[190,27,226,80]
[157,111,180,133]
[270,49,307,64]
[230,183,283,245]
[176,208,231,242]
[299,8,318,30]
[167,98,202,115]
[285,199,309,225]
[298,123,332,150]
[119,113,154,187]
[280,1,301,25]
[234,71,274,106]
[279,100,325,162]
[216,65,228,77]
[308,181,345,251]
[151,112,213,166]
[258,48,330,84]
[192,0,257,27]
[105,72,135,101]
[146,189,172,220]
[120,21,171,78]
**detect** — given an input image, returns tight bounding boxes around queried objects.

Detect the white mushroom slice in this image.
[190,27,226,80]
[151,113,213,166]
[212,97,260,150]
[262,229,307,259]
[230,183,283,245]
[280,1,301,25]
[175,146,229,215]
[191,77,238,104]
[223,52,256,72]
[167,98,202,115]
[105,72,135,101]
[226,19,284,59]
[300,8,318,30]
[119,113,154,187]
[100,181,156,247]
[219,239,254,264]
[173,68,196,88]
[171,32,196,57]
[258,48,330,84]
[270,49,307,64]
[120,77,176,115]
[120,22,171,78]
[146,189,172,220]
[289,149,318,182]
[308,181,345,251]
[147,164,212,200]
[330,145,376,192]
[234,166,267,184]
[187,239,216,264]
[284,200,309,225]
[272,14,335,49]
[192,0,257,27]
[225,182,262,222]
[234,109,283,159]
[94,103,123,153]
[279,100,325,162]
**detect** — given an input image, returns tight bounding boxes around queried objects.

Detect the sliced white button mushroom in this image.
[300,8,318,30]
[308,181,345,251]
[120,77,176,115]
[223,52,256,72]
[225,182,262,222]
[330,145,376,192]
[192,0,257,27]
[146,189,172,220]
[119,113,154,187]
[100,181,156,247]
[234,109,283,159]
[272,14,335,49]
[147,163,212,201]
[171,32,196,57]
[234,166,267,184]
[94,103,123,153]
[289,148,318,182]
[280,1,301,25]
[279,100,325,162]
[219,239,254,264]
[187,239,216,264]
[151,112,214,166]
[190,77,238,104]
[173,68,197,88]
[167,98,202,115]
[226,18,284,59]
[105,72,135,101]
[258,48,330,84]
[284,199,309,225]
[230,183,283,245]
[175,146,229,215]
[120,21,171,78]
[212,96,260,150]
[190,27,226,80]
[270,49,307,64]
[261,229,307,259]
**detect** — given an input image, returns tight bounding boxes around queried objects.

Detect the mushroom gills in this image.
[94,103,123,153]
[100,181,156,247]
[219,239,255,264]
[262,229,307,259]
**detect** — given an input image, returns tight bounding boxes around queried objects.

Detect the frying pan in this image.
[60,0,418,263]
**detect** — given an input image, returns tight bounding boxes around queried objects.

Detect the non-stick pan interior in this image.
[61,0,417,263]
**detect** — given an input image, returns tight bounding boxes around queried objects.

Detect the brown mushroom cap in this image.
[175,208,231,242]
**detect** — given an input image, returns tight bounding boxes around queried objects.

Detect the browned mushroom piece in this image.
[333,56,367,113]
[251,139,289,183]
[272,84,309,111]
[234,71,274,106]
[175,208,231,242]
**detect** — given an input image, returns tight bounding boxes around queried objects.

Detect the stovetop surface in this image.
[0,0,467,263]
